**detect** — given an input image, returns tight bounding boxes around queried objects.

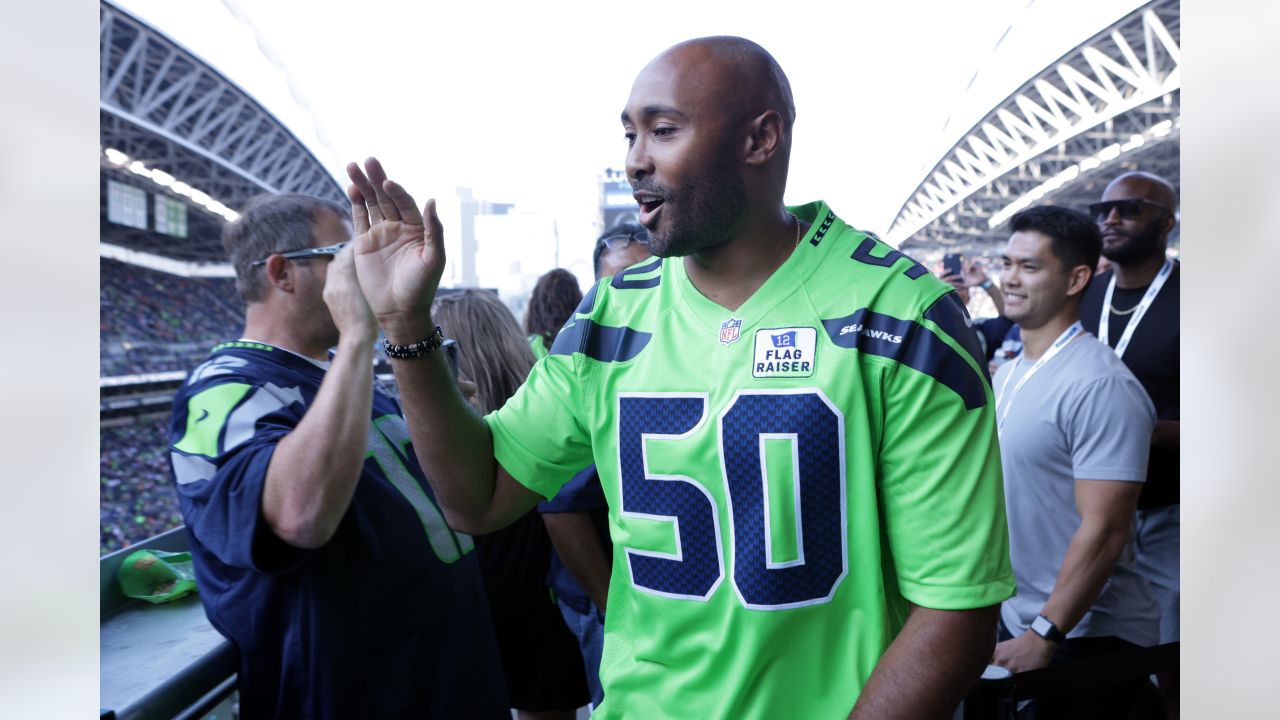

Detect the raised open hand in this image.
[346,157,445,342]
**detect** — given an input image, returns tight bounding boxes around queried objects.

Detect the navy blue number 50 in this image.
[618,391,847,611]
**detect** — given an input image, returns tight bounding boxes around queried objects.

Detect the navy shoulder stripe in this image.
[577,281,600,316]
[611,258,663,289]
[923,292,991,385]
[550,319,651,363]
[821,308,987,410]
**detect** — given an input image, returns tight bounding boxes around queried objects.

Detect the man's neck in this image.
[1019,308,1079,361]
[683,207,803,312]
[243,305,330,361]
[1113,250,1167,289]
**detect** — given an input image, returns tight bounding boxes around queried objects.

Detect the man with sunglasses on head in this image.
[166,193,507,718]
[1078,171,1181,711]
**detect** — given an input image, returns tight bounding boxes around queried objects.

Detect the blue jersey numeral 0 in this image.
[617,391,846,610]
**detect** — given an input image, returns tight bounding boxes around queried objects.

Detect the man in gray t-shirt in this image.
[991,206,1159,719]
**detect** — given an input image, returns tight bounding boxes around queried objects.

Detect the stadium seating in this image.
[100,258,243,376]
[101,416,182,554]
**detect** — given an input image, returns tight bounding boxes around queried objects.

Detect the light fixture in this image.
[102,148,240,222]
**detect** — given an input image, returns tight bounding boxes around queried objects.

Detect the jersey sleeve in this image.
[538,465,607,513]
[486,288,600,500]
[1065,373,1156,482]
[168,377,310,573]
[877,295,1015,610]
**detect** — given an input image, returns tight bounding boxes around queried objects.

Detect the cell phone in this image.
[441,339,459,379]
[942,253,964,278]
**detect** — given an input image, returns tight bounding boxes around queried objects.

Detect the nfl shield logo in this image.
[719,317,743,345]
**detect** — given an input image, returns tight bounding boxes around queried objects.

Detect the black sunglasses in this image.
[1088,199,1171,222]
[251,242,348,267]
[596,229,650,251]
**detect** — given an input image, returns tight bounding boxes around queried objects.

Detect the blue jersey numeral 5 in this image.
[618,391,847,610]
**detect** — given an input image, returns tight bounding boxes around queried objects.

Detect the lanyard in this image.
[996,322,1084,434]
[1099,259,1173,359]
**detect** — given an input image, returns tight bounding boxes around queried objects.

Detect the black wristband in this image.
[383,326,444,359]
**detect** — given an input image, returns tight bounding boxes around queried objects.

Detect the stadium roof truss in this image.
[100,1,346,261]
[888,0,1180,254]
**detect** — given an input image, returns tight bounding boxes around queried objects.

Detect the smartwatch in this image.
[1030,614,1066,644]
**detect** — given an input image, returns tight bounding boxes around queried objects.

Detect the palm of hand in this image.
[353,220,441,318]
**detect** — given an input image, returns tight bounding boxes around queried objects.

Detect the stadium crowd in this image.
[99,36,1179,720]
[100,257,242,375]
[100,417,182,553]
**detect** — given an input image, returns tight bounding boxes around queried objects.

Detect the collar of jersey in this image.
[234,337,332,370]
[672,200,835,334]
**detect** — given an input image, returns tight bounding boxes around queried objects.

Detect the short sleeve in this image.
[486,348,593,501]
[877,301,1016,610]
[1066,374,1156,482]
[169,378,309,573]
[538,465,606,513]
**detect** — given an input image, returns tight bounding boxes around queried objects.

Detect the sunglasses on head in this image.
[251,242,349,267]
[1088,198,1171,222]
[596,229,650,251]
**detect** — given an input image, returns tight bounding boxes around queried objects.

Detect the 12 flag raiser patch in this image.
[753,327,817,378]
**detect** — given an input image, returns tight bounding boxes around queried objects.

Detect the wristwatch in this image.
[979,279,993,290]
[1030,614,1066,644]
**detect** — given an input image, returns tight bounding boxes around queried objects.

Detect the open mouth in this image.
[635,194,665,227]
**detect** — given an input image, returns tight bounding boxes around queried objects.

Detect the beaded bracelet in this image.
[383,325,445,360]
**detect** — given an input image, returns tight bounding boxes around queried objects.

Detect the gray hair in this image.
[222,193,348,304]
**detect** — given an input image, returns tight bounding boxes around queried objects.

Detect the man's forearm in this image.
[1039,518,1130,633]
[543,512,611,611]
[262,338,374,548]
[849,604,998,720]
[1152,419,1178,448]
[983,284,1006,316]
[385,334,504,532]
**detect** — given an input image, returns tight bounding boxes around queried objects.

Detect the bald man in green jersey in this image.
[345,36,1013,720]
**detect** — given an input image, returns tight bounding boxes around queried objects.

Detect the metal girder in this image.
[888,0,1180,252]
[100,1,345,215]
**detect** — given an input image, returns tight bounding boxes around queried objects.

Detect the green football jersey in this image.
[528,333,549,361]
[487,201,1014,719]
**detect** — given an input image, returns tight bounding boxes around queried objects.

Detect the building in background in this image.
[454,187,514,288]
[600,168,637,231]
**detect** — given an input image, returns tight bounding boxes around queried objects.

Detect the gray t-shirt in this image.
[993,331,1160,647]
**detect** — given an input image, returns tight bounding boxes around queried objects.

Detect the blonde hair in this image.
[431,290,536,414]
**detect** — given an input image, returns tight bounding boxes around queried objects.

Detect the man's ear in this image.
[743,109,784,166]
[262,255,294,294]
[1065,264,1093,298]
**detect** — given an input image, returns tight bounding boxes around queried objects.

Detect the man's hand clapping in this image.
[322,243,377,346]
[346,157,445,343]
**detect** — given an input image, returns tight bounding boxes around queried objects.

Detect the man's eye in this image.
[624,132,636,147]
[654,127,675,137]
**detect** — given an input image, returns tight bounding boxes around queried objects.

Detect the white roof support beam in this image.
[887,0,1179,247]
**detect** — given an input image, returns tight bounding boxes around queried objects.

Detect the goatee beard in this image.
[1102,221,1165,264]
